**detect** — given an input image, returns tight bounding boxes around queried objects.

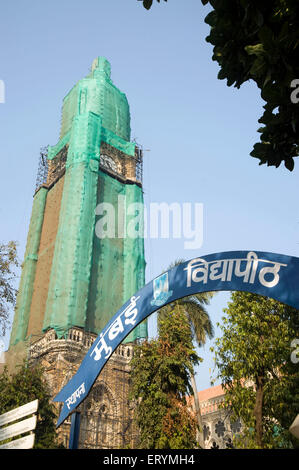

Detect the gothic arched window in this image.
[215,420,225,438]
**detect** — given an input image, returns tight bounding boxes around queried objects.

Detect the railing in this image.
[135,144,143,184]
[35,146,48,191]
[29,327,134,361]
[35,141,143,196]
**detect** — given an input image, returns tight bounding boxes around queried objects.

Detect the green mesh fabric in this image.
[60,57,130,143]
[43,112,102,337]
[85,172,146,342]
[123,183,147,342]
[10,57,147,347]
[47,131,70,160]
[10,188,48,345]
[101,127,135,157]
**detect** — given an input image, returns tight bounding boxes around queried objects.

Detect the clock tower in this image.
[7,57,147,448]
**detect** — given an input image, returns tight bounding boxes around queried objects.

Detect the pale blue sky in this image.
[0,0,298,390]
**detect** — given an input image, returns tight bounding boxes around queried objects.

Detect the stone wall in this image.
[197,385,243,449]
[29,328,139,449]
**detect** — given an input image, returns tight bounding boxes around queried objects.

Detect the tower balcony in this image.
[28,327,134,364]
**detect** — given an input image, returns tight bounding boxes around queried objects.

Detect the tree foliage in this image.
[140,0,299,171]
[0,241,19,337]
[0,362,63,448]
[130,304,200,449]
[139,0,167,11]
[201,0,299,171]
[152,259,214,447]
[159,293,214,348]
[212,291,299,448]
[158,290,214,447]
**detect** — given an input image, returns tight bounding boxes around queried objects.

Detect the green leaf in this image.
[244,44,264,56]
[203,1,299,169]
[143,0,153,10]
[284,157,294,171]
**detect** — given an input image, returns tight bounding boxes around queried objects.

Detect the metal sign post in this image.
[68,412,81,449]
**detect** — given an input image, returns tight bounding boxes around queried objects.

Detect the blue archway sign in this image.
[54,250,299,427]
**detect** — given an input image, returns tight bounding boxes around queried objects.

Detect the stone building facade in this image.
[28,327,138,449]
[197,384,243,449]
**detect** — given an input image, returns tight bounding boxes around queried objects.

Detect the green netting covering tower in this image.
[9,57,147,356]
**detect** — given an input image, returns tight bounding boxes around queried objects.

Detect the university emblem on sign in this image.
[150,272,173,307]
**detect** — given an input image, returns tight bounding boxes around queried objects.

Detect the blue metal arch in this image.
[54,250,299,426]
